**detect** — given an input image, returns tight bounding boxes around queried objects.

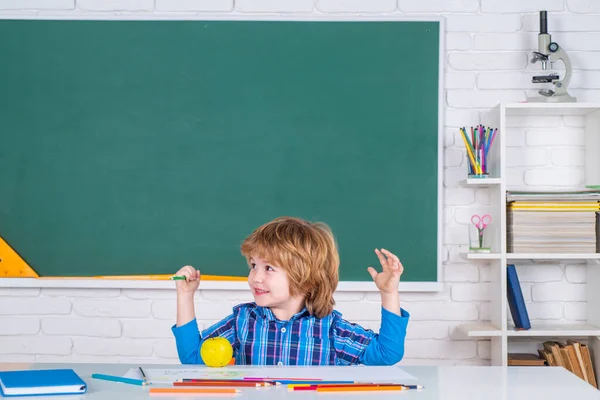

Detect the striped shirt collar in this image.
[249,302,312,322]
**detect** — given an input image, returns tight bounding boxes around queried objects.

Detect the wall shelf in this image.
[506,323,600,337]
[455,102,600,375]
[507,254,600,264]
[457,323,503,337]
[461,178,502,187]
[460,253,502,264]
[505,102,600,117]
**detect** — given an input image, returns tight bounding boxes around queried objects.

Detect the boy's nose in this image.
[252,269,264,283]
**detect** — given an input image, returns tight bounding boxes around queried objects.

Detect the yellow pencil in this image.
[460,129,480,174]
[37,275,247,281]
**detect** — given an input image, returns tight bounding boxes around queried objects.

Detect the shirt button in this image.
[277,361,283,366]
[281,327,287,333]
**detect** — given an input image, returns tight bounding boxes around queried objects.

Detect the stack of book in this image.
[538,340,598,388]
[506,191,600,253]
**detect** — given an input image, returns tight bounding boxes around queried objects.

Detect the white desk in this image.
[0,363,598,399]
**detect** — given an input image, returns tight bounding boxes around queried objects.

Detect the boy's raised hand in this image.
[367,249,404,294]
[175,265,201,294]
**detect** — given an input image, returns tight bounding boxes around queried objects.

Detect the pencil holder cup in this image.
[468,223,492,253]
[461,125,497,179]
[466,154,489,179]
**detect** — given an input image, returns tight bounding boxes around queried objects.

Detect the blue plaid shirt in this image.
[172,302,409,366]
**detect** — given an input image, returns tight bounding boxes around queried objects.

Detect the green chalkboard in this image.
[0,19,440,282]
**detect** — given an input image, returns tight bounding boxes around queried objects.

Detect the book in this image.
[506,264,530,330]
[596,212,600,253]
[0,369,87,397]
[543,342,564,368]
[580,343,598,389]
[506,190,600,202]
[538,349,554,366]
[508,353,546,366]
[567,340,589,383]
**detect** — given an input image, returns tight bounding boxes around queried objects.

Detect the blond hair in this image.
[241,216,339,318]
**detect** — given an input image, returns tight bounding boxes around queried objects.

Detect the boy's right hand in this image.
[175,265,201,295]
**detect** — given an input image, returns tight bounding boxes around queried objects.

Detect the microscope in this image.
[528,10,577,103]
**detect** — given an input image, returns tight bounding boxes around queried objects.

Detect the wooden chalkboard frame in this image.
[0,15,444,292]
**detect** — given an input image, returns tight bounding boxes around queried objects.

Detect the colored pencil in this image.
[487,128,498,156]
[181,379,258,382]
[276,380,354,385]
[289,383,424,390]
[91,373,147,386]
[181,378,274,384]
[316,386,408,392]
[243,377,322,381]
[481,147,485,174]
[149,388,240,394]
[150,396,236,398]
[400,384,424,389]
[37,275,246,281]
[461,128,473,174]
[175,381,267,387]
[460,129,479,174]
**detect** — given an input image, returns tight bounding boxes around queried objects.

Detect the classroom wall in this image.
[0,0,598,365]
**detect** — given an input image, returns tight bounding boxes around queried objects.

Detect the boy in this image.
[172,216,409,365]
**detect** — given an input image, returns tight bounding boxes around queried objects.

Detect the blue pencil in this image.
[91,373,147,386]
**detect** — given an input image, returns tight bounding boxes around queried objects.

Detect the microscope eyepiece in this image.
[540,10,548,34]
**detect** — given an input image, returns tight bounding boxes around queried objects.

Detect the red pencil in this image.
[290,383,419,391]
[175,381,267,387]
[243,377,321,381]
[181,378,273,385]
[318,386,408,392]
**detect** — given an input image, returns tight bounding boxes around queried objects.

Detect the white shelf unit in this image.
[461,178,502,187]
[456,103,600,380]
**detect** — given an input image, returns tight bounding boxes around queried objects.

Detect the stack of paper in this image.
[506,191,600,254]
[507,190,600,202]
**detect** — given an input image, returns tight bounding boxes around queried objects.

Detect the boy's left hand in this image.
[368,248,404,294]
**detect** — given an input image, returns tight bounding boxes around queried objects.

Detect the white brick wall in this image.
[77,0,153,11]
[156,0,233,12]
[0,0,74,10]
[0,0,598,367]
[236,0,313,12]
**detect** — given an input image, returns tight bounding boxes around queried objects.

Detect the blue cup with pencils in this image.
[460,125,497,179]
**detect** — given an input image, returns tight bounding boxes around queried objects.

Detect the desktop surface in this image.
[0,363,597,399]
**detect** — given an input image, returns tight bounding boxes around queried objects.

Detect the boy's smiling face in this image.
[247,255,304,320]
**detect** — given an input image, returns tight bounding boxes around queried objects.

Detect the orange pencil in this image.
[150,393,237,397]
[150,388,240,394]
[317,386,408,392]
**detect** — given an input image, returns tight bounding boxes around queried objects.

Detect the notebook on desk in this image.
[0,369,87,397]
